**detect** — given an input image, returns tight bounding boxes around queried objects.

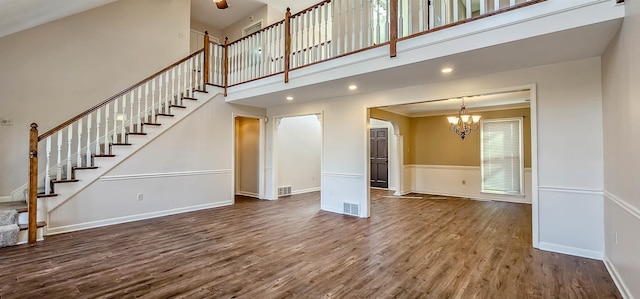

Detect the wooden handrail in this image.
[290,0,331,19]
[28,123,38,245]
[38,49,205,141]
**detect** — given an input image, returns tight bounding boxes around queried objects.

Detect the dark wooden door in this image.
[370,128,389,188]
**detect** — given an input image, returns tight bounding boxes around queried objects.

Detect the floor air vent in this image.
[278,186,292,197]
[343,202,359,216]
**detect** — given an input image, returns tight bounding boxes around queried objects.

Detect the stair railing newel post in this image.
[28,123,38,245]
[284,7,292,83]
[389,0,398,57]
[204,31,210,86]
[224,37,229,96]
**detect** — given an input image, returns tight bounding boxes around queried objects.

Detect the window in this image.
[481,117,524,195]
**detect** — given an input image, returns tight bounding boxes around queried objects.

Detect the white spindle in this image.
[113,98,119,143]
[494,0,500,11]
[105,104,110,152]
[399,0,404,38]
[95,108,101,155]
[67,126,73,180]
[164,71,169,114]
[121,96,127,143]
[45,137,51,194]
[419,0,425,31]
[151,79,156,123]
[136,87,142,131]
[351,0,356,51]
[359,0,364,47]
[86,113,92,167]
[335,0,341,55]
[183,60,189,98]
[325,3,330,59]
[466,0,472,19]
[480,0,486,15]
[510,0,516,6]
[344,0,349,53]
[171,68,177,106]
[376,0,381,44]
[56,131,62,181]
[453,0,459,22]
[407,0,413,34]
[129,91,135,133]
[144,82,149,124]
[189,57,195,94]
[76,119,83,167]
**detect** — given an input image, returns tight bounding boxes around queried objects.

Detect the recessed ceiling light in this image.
[286,96,294,101]
[348,85,358,90]
[441,67,453,73]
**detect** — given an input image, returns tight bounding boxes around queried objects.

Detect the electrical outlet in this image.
[0,118,13,126]
[137,193,143,201]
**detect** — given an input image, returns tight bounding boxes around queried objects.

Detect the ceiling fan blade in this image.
[216,0,229,9]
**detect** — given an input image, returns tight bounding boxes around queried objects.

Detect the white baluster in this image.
[182,61,188,99]
[45,137,51,193]
[306,12,311,65]
[86,113,92,167]
[151,79,156,123]
[494,0,500,11]
[375,0,381,44]
[164,71,169,114]
[510,0,516,6]
[453,0,459,22]
[144,82,149,124]
[104,104,110,152]
[385,0,390,42]
[480,0,486,15]
[419,0,425,31]
[407,0,413,34]
[466,0,472,19]
[76,119,83,167]
[171,68,177,106]
[399,0,404,37]
[129,91,135,133]
[67,126,73,180]
[189,57,195,93]
[136,87,142,132]
[325,3,330,59]
[351,0,356,51]
[113,98,119,143]
[359,0,364,48]
[95,108,101,155]
[56,131,62,181]
[121,96,127,143]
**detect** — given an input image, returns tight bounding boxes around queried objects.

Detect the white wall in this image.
[47,95,265,234]
[602,0,640,297]
[267,57,605,258]
[276,115,321,195]
[0,0,191,197]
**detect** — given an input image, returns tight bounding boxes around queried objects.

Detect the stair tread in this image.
[111,143,132,146]
[37,193,58,198]
[18,221,46,231]
[73,166,98,170]
[170,105,187,108]
[94,154,116,158]
[157,113,175,117]
[182,97,198,100]
[0,202,27,212]
[51,179,79,184]
[127,132,147,136]
[143,123,161,126]
[194,89,208,93]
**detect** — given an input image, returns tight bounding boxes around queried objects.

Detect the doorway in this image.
[370,128,389,188]
[234,116,261,198]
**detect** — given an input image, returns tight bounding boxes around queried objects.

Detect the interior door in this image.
[370,128,389,188]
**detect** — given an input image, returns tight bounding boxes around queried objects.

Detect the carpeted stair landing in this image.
[0,204,21,247]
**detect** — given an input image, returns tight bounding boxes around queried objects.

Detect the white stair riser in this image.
[17,210,44,225]
[16,227,45,244]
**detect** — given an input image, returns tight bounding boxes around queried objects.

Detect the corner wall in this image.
[0,0,191,197]
[602,0,640,297]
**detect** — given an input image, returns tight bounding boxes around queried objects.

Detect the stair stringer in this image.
[40,86,223,223]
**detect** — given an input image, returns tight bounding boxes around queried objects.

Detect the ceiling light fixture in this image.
[447,97,481,140]
[286,96,294,101]
[348,85,358,90]
[441,67,453,73]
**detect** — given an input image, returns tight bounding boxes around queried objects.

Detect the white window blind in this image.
[481,118,523,195]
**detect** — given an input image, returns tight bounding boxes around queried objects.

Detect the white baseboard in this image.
[604,255,634,299]
[46,200,233,235]
[291,187,320,195]
[236,191,259,198]
[0,196,12,203]
[538,241,603,260]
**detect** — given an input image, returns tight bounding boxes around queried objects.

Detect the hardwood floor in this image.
[0,190,620,298]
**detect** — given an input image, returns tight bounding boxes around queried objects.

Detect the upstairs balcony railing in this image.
[26,0,545,244]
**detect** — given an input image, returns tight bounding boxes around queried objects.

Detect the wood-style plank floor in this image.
[0,190,620,298]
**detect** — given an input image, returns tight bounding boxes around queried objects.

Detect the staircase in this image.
[4,47,223,246]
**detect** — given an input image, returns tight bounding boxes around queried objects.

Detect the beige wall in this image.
[190,19,223,40]
[223,5,269,42]
[602,0,640,296]
[369,108,412,165]
[235,117,260,195]
[410,107,531,167]
[0,0,190,196]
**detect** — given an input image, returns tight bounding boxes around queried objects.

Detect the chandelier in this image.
[447,98,481,140]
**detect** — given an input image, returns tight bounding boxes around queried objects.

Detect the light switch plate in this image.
[0,118,13,126]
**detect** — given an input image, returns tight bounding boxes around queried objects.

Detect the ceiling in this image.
[379,90,531,117]
[0,0,117,38]
[191,0,321,30]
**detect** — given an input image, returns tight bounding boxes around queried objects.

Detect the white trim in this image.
[408,164,480,171]
[538,186,603,196]
[538,242,603,260]
[100,169,232,182]
[322,172,365,179]
[605,191,640,221]
[291,187,321,195]
[236,191,259,198]
[410,189,531,204]
[604,255,634,299]
[46,200,233,235]
[0,196,12,203]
